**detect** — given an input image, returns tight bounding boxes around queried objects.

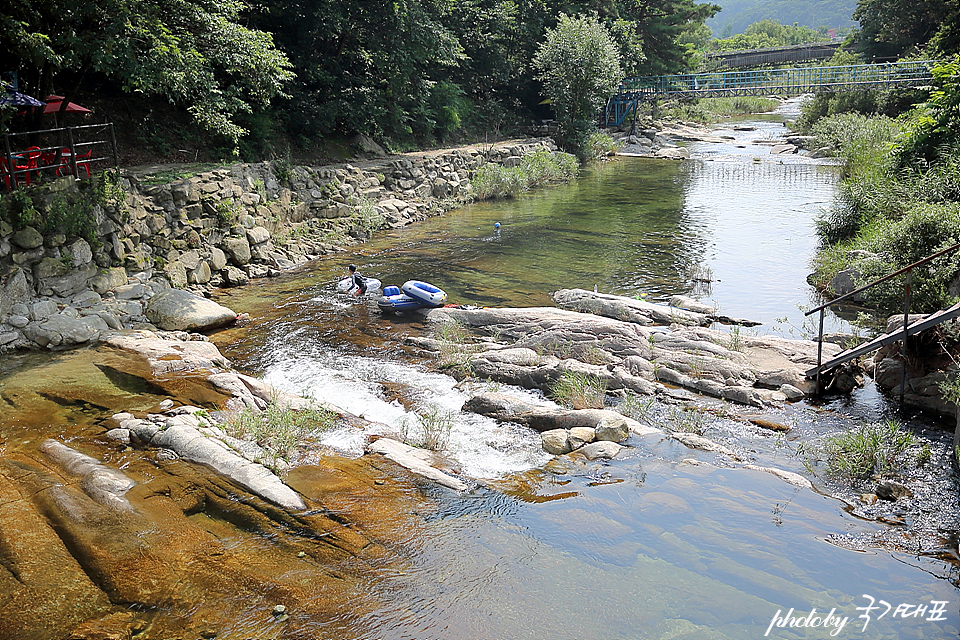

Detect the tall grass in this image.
[822,420,918,478]
[398,404,455,451]
[471,150,579,200]
[221,399,338,471]
[550,371,607,409]
[617,391,655,423]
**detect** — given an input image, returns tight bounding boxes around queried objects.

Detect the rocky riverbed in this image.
[2,128,959,638]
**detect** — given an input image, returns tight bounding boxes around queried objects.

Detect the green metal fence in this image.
[606,60,938,126]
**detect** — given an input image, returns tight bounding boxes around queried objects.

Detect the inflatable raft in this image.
[337,276,381,295]
[401,280,447,307]
[377,285,426,313]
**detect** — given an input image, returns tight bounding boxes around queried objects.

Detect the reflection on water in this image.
[346,455,957,640]
[210,116,958,639]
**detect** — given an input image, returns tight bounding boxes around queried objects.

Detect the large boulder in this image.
[11,226,43,249]
[144,288,236,331]
[0,266,31,316]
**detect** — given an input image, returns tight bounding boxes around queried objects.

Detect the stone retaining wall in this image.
[0,139,558,352]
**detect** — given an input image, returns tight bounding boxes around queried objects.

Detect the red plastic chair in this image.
[50,147,75,177]
[74,149,92,178]
[24,146,42,182]
[1,155,31,187]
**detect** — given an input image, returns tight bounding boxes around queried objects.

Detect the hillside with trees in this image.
[707,0,857,37]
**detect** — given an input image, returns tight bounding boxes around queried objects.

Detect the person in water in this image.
[348,264,367,296]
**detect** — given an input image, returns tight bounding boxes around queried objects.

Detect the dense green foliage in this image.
[708,19,830,51]
[793,52,928,133]
[1,0,293,144]
[809,57,960,314]
[471,149,579,200]
[707,0,857,37]
[0,172,123,246]
[4,0,722,155]
[853,0,959,59]
[606,0,721,75]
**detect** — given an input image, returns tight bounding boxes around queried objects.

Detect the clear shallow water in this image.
[208,114,958,639]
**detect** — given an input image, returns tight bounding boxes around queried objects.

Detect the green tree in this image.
[1,0,293,144]
[898,56,960,166]
[853,0,957,59]
[611,0,720,74]
[709,19,829,51]
[252,0,464,146]
[533,13,622,156]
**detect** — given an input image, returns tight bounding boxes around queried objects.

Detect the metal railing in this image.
[805,242,960,401]
[605,60,938,126]
[2,123,118,188]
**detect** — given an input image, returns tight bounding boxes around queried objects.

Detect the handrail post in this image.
[67,127,78,178]
[109,123,119,167]
[816,307,825,394]
[900,270,912,406]
[3,133,15,188]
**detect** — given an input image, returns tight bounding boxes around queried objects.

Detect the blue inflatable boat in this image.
[401,280,447,307]
[377,285,426,314]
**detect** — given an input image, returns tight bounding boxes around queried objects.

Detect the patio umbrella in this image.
[42,95,91,114]
[0,83,45,107]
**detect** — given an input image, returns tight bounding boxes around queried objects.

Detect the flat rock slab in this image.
[366,438,468,491]
[145,288,237,332]
[428,302,839,406]
[103,331,231,376]
[463,392,660,437]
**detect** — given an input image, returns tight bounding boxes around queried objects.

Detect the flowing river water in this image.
[202,111,959,639]
[2,108,959,639]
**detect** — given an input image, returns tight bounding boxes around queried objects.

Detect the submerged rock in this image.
[576,440,622,460]
[876,479,913,501]
[39,439,136,511]
[365,437,468,490]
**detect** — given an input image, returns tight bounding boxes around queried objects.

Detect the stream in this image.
[203,109,959,639]
[1,106,958,639]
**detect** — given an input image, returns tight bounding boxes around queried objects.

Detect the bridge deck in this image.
[606,60,937,126]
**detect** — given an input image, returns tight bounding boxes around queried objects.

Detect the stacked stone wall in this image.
[0,139,557,352]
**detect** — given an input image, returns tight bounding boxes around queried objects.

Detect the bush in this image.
[550,371,607,409]
[472,151,579,200]
[353,196,385,235]
[586,131,617,160]
[855,203,960,312]
[0,189,41,230]
[472,163,527,199]
[823,420,919,478]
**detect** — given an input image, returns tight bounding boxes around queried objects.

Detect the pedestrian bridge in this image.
[606,60,937,126]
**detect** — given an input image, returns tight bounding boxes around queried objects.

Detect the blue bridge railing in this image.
[606,60,938,126]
